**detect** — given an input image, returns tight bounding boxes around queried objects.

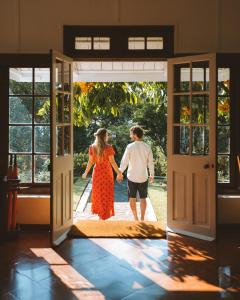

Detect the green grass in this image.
[148,181,167,226]
[73,177,90,211]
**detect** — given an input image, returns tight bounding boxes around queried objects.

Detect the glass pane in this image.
[64,62,71,91]
[9,97,32,124]
[93,37,110,50]
[192,95,209,124]
[128,37,145,50]
[34,155,50,183]
[34,97,50,124]
[192,126,209,155]
[56,94,63,123]
[9,126,32,153]
[75,37,92,50]
[218,68,230,96]
[56,61,62,90]
[174,126,190,154]
[218,97,230,125]
[174,64,190,92]
[146,37,163,50]
[218,155,230,183]
[218,126,230,154]
[16,155,32,183]
[35,126,50,153]
[56,126,63,156]
[9,68,33,95]
[174,96,190,124]
[192,61,209,91]
[64,94,70,123]
[64,126,71,155]
[34,68,50,95]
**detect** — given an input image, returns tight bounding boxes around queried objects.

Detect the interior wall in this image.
[0,0,240,54]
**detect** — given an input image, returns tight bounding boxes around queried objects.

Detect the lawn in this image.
[148,180,167,226]
[73,177,90,211]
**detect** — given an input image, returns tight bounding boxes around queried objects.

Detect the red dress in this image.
[89,145,115,220]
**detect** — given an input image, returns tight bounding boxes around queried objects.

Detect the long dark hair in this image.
[92,128,108,158]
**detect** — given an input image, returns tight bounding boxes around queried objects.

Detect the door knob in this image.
[203,163,210,169]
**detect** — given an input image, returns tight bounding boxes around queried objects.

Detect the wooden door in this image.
[51,50,73,246]
[167,54,216,241]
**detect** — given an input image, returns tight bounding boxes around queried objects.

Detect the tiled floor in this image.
[0,228,240,299]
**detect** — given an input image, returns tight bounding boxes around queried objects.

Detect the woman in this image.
[82,128,123,220]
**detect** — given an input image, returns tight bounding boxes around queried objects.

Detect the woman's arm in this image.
[109,155,123,179]
[82,156,94,179]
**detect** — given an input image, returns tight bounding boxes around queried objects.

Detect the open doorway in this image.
[72,61,168,225]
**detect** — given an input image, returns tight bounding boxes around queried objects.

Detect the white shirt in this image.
[120,141,154,183]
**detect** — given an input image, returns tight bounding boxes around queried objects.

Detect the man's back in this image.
[120,141,154,183]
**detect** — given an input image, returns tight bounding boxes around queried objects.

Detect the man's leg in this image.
[140,198,147,221]
[129,198,138,220]
[139,180,148,221]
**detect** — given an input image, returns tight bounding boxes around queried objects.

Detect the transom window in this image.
[75,37,110,50]
[9,68,50,184]
[128,37,164,50]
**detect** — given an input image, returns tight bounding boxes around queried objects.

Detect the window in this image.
[147,37,163,50]
[173,62,209,155]
[128,37,145,50]
[9,68,50,184]
[217,68,230,183]
[75,37,91,50]
[128,36,164,50]
[75,37,111,50]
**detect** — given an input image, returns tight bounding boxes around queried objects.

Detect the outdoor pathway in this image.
[73,180,157,222]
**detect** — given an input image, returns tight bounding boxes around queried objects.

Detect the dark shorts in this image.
[127,179,148,199]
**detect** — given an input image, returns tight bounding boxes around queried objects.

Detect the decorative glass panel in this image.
[9,97,32,124]
[34,155,50,183]
[174,96,190,124]
[192,126,209,155]
[146,37,163,50]
[56,126,63,156]
[192,95,209,124]
[34,97,50,124]
[128,37,145,50]
[174,126,190,154]
[64,126,71,155]
[56,61,62,90]
[218,155,230,183]
[75,37,92,50]
[218,68,230,96]
[56,94,63,123]
[218,97,230,125]
[9,68,32,95]
[9,126,32,153]
[218,126,230,154]
[64,62,71,91]
[174,64,190,92]
[17,155,32,183]
[192,61,209,91]
[93,37,110,50]
[35,126,50,153]
[64,94,70,123]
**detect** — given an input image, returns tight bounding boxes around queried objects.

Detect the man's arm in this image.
[120,146,130,174]
[148,149,154,183]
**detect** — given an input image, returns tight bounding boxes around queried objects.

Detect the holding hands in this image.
[116,172,123,182]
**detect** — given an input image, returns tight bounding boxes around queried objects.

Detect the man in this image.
[118,126,154,221]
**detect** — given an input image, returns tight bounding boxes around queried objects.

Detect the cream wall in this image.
[0,0,240,54]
